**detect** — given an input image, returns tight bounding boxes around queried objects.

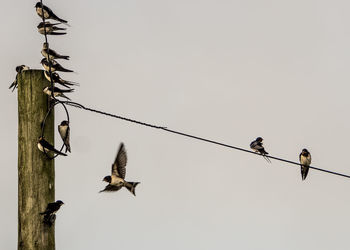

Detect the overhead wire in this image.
[62,101,350,180]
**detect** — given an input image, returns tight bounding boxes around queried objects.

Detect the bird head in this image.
[35,2,41,8]
[60,120,69,126]
[102,176,111,183]
[43,42,49,49]
[302,148,309,155]
[256,137,263,142]
[56,200,64,206]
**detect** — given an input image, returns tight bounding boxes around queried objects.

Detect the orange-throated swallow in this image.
[58,120,71,153]
[42,42,69,60]
[100,143,140,196]
[35,2,68,24]
[299,148,311,180]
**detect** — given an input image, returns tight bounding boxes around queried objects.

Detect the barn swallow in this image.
[41,58,73,73]
[100,143,140,196]
[41,42,69,60]
[35,2,68,24]
[43,86,74,100]
[9,65,30,91]
[37,21,66,35]
[38,136,67,156]
[250,137,271,163]
[299,148,311,180]
[40,200,64,226]
[58,120,71,153]
[44,71,79,88]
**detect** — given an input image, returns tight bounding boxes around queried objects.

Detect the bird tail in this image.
[124,182,140,196]
[60,94,71,101]
[58,55,70,60]
[51,147,67,156]
[301,166,309,181]
[61,80,79,87]
[9,81,17,91]
[53,27,66,31]
[49,32,67,35]
[57,66,74,73]
[53,15,68,24]
[263,155,271,163]
[65,144,71,153]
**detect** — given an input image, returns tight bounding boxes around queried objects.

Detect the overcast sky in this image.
[2,0,350,249]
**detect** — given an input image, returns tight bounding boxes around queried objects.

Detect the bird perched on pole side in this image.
[40,200,64,226]
[44,71,79,89]
[38,136,67,156]
[41,58,74,73]
[37,21,66,35]
[35,2,68,24]
[299,148,311,180]
[100,143,140,196]
[42,42,69,60]
[43,86,74,100]
[9,65,30,91]
[250,137,271,163]
[58,120,71,153]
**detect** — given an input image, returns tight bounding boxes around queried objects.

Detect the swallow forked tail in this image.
[125,182,140,196]
[262,154,271,163]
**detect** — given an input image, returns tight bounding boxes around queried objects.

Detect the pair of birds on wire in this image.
[250,137,312,180]
[38,120,71,156]
[35,2,68,35]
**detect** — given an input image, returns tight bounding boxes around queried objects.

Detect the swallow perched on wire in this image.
[38,136,67,156]
[9,65,30,91]
[37,21,66,35]
[41,42,69,60]
[43,86,74,100]
[299,148,311,180]
[58,121,71,153]
[44,71,79,89]
[41,58,73,73]
[250,137,271,163]
[40,200,64,226]
[35,2,68,24]
[100,143,140,196]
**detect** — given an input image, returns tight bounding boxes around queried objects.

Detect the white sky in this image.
[2,0,350,249]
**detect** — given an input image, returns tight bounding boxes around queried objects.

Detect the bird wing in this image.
[99,184,123,193]
[250,141,264,150]
[111,143,127,179]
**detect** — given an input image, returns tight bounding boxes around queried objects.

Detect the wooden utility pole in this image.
[17,69,55,250]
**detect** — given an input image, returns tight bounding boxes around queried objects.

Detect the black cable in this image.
[62,101,350,180]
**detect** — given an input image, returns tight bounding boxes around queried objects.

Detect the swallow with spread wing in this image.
[100,143,140,196]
